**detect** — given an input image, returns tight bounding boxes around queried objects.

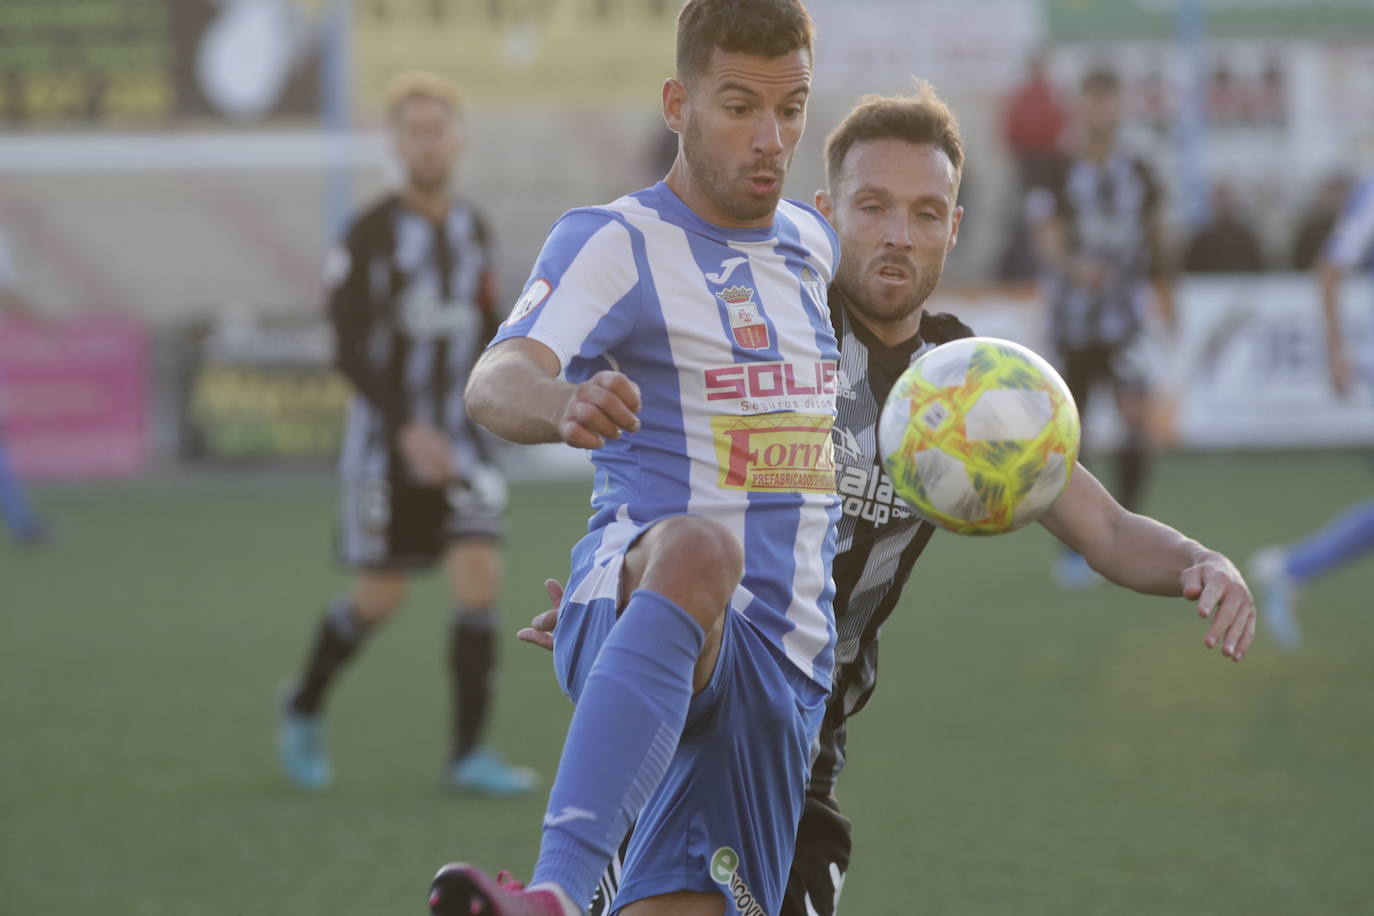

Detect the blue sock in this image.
[1286,501,1374,581]
[0,440,42,538]
[531,589,704,908]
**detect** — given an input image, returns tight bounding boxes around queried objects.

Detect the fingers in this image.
[560,373,641,449]
[595,371,642,415]
[544,578,564,607]
[516,627,555,651]
[1190,560,1258,662]
[529,608,558,633]
[1180,564,1204,602]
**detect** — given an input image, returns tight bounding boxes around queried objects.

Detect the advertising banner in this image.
[0,0,322,125]
[0,314,149,478]
[1047,0,1374,41]
[927,275,1374,450]
[183,313,349,462]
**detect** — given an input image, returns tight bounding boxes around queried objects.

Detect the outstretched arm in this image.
[1039,464,1256,661]
[466,337,641,448]
[1317,258,1353,397]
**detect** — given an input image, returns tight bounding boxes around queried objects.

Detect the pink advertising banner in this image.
[0,314,149,479]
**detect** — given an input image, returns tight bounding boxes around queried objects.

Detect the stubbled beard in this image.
[408,167,449,194]
[683,117,787,223]
[833,252,944,330]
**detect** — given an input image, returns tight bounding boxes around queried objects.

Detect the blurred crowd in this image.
[994,52,1358,281]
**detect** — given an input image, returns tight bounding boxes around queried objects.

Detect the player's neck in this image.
[1082,132,1116,164]
[848,300,924,350]
[401,184,453,224]
[664,160,775,230]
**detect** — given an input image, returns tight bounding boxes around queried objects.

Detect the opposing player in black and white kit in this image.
[277,73,536,796]
[1026,67,1173,587]
[524,84,1255,915]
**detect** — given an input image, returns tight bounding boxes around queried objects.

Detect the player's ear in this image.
[815,189,834,222]
[663,77,688,133]
[947,205,964,251]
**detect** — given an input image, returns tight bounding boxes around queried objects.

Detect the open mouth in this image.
[876,264,911,283]
[747,175,780,193]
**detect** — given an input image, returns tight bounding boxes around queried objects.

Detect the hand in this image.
[557,371,641,449]
[398,421,456,486]
[1180,552,1256,662]
[517,578,562,651]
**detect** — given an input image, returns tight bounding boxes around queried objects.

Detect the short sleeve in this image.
[1325,177,1374,270]
[490,209,642,371]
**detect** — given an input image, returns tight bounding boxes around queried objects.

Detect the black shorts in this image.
[590,794,853,915]
[335,457,505,570]
[1059,341,1150,408]
[780,794,853,916]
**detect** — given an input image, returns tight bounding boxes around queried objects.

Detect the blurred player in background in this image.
[1252,172,1374,649]
[525,84,1255,916]
[430,2,841,913]
[277,72,536,796]
[0,229,50,548]
[1027,67,1173,588]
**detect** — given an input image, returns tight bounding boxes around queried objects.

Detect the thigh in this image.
[614,615,828,916]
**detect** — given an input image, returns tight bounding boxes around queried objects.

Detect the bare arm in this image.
[466,337,642,448]
[1147,211,1176,331]
[1317,257,1353,397]
[1039,464,1256,661]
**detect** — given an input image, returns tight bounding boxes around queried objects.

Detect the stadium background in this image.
[1,0,1371,913]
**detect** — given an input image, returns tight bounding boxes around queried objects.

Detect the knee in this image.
[636,516,743,626]
[652,516,744,585]
[353,576,408,623]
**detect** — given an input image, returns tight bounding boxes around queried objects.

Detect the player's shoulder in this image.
[778,197,841,274]
[453,197,495,244]
[542,204,635,255]
[342,193,401,248]
[919,310,975,344]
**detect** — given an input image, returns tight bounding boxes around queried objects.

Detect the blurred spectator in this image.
[1001,49,1067,191]
[998,50,1067,281]
[1026,66,1168,586]
[1291,174,1354,270]
[0,230,50,547]
[1183,182,1267,273]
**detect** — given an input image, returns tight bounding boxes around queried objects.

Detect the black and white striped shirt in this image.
[809,290,973,797]
[1032,150,1161,351]
[325,194,500,480]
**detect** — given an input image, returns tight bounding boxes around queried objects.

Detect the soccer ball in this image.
[878,336,1080,536]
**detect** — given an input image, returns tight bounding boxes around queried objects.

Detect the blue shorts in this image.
[555,519,829,915]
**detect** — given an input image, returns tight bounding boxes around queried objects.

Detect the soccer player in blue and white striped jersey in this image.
[1252,173,1374,648]
[430,2,840,914]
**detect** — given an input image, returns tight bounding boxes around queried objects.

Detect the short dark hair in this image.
[824,81,964,191]
[676,0,815,84]
[1081,66,1120,94]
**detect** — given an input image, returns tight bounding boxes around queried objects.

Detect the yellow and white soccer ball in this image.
[878,336,1081,536]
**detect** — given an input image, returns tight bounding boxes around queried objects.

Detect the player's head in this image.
[386,71,464,194]
[662,0,815,227]
[817,83,964,332]
[1078,66,1121,141]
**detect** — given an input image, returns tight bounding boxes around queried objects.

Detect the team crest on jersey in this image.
[503,278,552,327]
[718,285,770,351]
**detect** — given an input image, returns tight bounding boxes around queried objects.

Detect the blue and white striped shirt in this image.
[493,181,842,687]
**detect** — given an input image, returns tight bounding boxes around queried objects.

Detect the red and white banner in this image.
[0,313,150,478]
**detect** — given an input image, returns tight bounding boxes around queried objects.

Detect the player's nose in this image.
[751,114,785,158]
[883,215,914,249]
